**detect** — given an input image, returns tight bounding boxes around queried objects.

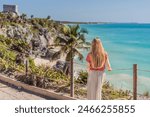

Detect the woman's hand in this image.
[106,53,112,71]
[108,67,112,71]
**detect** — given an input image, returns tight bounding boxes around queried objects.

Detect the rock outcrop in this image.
[0,12,63,58]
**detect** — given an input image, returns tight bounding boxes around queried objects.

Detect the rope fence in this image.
[74,61,133,71]
[138,69,150,73]
[74,61,150,73]
[1,58,150,100]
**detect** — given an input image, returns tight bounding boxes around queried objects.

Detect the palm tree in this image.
[50,25,91,97]
[47,15,51,20]
[21,13,27,20]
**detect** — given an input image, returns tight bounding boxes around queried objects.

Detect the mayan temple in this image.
[3,4,19,14]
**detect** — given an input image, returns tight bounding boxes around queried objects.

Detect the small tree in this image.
[31,15,34,19]
[21,13,27,20]
[47,15,51,20]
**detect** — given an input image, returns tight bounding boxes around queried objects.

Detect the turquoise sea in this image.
[76,23,150,94]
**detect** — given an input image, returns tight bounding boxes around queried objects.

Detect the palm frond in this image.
[51,50,61,61]
[76,41,91,47]
[63,25,71,35]
[76,45,90,51]
[77,34,86,42]
[48,43,66,48]
[69,25,80,36]
[80,28,88,34]
[61,46,70,53]
[72,48,84,61]
[85,41,91,45]
[67,37,74,45]
[76,42,91,51]
[54,36,68,44]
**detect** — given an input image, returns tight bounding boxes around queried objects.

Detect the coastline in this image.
[55,20,108,24]
[55,20,150,25]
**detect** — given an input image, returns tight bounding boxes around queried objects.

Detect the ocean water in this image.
[76,23,150,94]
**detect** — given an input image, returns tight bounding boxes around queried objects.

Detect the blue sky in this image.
[0,0,150,23]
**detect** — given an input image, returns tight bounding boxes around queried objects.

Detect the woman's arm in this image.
[87,62,91,73]
[106,55,112,71]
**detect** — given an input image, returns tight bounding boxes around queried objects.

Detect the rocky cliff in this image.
[0,12,64,58]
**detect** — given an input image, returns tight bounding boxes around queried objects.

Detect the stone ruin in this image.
[3,4,19,14]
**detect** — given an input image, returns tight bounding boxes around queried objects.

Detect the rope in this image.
[138,69,150,73]
[111,68,132,71]
[74,62,132,71]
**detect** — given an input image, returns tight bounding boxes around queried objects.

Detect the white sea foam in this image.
[126,40,141,44]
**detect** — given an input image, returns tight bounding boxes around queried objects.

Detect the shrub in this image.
[76,70,88,85]
[143,91,149,97]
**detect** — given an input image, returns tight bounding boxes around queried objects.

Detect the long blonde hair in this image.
[90,37,106,68]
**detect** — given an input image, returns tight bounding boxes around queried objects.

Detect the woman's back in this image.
[86,52,108,71]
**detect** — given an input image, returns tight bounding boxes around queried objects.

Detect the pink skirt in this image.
[87,70,105,100]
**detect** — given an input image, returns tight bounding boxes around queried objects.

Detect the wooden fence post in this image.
[70,46,74,97]
[25,59,28,77]
[133,64,137,100]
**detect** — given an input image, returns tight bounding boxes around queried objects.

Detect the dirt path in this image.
[0,81,47,100]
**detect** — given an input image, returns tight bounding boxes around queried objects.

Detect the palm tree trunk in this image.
[70,46,74,97]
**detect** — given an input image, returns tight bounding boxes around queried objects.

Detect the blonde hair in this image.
[90,37,106,68]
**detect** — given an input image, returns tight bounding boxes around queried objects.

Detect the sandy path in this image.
[34,58,56,67]
[0,81,46,100]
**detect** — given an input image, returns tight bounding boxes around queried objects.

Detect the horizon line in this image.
[0,11,150,24]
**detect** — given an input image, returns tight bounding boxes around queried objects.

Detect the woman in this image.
[86,37,112,100]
